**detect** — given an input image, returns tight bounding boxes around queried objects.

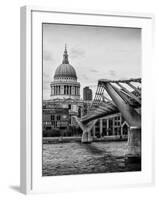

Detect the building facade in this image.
[43,99,84,136]
[83,86,92,101]
[91,114,129,138]
[43,101,69,130]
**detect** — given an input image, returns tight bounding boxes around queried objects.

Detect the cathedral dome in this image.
[54,45,77,80]
[51,45,80,100]
[54,63,77,79]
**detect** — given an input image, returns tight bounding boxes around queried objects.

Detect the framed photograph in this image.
[20,6,154,194]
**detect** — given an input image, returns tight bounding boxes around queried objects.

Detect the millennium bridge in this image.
[73,78,141,161]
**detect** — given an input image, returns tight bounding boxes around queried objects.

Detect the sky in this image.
[43,23,141,100]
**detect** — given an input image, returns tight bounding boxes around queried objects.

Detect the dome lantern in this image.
[62,44,69,64]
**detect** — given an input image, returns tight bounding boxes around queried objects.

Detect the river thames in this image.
[42,141,141,176]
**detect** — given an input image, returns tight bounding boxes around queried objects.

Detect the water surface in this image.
[42,141,141,176]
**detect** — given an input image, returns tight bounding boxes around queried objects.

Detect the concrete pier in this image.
[81,130,93,143]
[126,127,141,163]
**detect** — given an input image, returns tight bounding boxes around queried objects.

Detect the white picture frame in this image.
[20,6,154,194]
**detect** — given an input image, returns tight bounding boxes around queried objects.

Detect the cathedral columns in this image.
[51,84,79,96]
[64,85,66,94]
[59,85,61,95]
[67,86,69,95]
[50,83,80,98]
[69,86,71,95]
[51,86,54,95]
[72,86,75,95]
[52,86,54,95]
[53,86,54,95]
[61,85,64,95]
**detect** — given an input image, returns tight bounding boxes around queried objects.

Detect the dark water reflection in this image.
[42,141,141,176]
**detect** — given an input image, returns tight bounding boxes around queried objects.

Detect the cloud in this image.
[43,88,50,100]
[109,70,117,77]
[79,73,89,81]
[90,69,99,73]
[70,47,85,59]
[43,80,50,90]
[43,72,49,79]
[43,50,53,61]
[43,72,52,83]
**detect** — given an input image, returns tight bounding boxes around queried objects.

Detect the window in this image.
[64,85,66,94]
[103,119,107,126]
[56,115,61,121]
[51,115,55,121]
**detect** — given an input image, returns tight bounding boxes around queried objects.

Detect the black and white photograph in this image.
[42,23,141,176]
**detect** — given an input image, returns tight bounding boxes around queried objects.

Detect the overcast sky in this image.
[43,23,141,100]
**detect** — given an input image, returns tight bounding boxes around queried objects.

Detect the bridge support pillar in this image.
[81,130,93,143]
[127,127,141,163]
[103,82,141,164]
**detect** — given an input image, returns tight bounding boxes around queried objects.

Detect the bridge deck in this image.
[77,78,141,125]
